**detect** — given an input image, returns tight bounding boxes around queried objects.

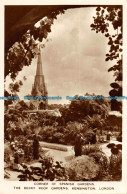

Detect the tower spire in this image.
[31,46,48,102]
[36,47,43,75]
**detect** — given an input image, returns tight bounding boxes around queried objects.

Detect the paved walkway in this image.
[5,170,20,181]
[44,147,74,163]
[41,140,122,161]
[39,141,74,162]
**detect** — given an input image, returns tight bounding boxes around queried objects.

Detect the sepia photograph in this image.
[4,4,123,183]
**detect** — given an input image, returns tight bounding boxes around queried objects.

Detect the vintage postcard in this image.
[0,0,127,193]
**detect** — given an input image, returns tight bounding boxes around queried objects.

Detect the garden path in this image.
[5,140,122,181]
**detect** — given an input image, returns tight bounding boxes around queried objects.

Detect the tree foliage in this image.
[5,9,65,80]
[18,156,68,181]
[61,95,110,123]
[90,6,122,111]
[5,9,65,99]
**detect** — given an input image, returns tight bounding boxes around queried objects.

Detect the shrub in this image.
[111,146,119,155]
[33,135,39,159]
[38,126,66,144]
[109,152,122,180]
[117,135,122,142]
[18,156,68,181]
[89,151,110,180]
[52,132,65,144]
[82,145,111,181]
[84,129,96,144]
[11,136,35,162]
[4,170,10,179]
[64,122,86,145]
[107,143,122,152]
[4,146,12,164]
[38,126,55,142]
[82,144,101,155]
[116,144,122,150]
[89,151,109,168]
[107,143,115,149]
[67,155,100,181]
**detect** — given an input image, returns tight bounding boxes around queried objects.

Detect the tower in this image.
[31,48,48,109]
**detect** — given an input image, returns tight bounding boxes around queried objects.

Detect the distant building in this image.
[31,48,48,109]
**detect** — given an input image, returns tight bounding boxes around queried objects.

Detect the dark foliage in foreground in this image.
[18,156,68,181]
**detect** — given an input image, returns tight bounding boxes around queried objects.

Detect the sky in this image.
[5,7,114,104]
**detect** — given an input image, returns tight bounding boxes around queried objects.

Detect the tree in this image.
[15,100,29,111]
[5,10,65,80]
[68,95,109,120]
[33,135,39,159]
[29,102,36,110]
[90,6,122,112]
[5,9,65,98]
